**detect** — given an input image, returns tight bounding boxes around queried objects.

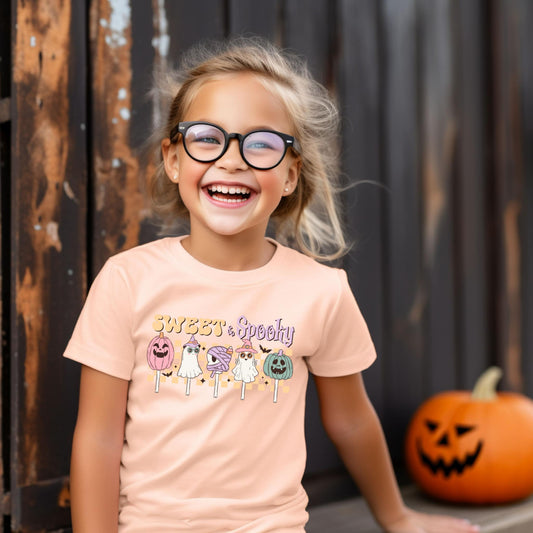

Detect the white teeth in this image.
[208,184,251,195]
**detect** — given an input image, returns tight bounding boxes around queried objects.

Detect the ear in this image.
[161,138,180,183]
[282,156,301,196]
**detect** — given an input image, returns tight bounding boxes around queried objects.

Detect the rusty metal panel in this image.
[90,0,148,272]
[11,0,87,530]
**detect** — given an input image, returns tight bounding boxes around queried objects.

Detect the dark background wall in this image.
[1,0,532,531]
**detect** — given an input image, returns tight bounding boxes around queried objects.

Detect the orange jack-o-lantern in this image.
[405,367,533,504]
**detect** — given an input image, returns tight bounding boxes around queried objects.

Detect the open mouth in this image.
[206,184,252,204]
[417,439,483,477]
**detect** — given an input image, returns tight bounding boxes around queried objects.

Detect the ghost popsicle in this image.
[177,334,202,396]
[206,345,233,398]
[263,349,293,403]
[232,339,258,400]
[146,332,175,393]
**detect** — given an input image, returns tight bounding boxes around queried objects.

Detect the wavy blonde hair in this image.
[147,37,346,261]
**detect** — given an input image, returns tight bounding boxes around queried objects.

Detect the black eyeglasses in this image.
[169,121,300,170]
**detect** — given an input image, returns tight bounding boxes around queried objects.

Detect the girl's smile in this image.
[203,181,257,207]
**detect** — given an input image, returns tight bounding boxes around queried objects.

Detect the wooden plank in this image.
[419,0,457,394]
[283,0,343,482]
[0,121,6,533]
[228,0,282,40]
[514,2,533,397]
[336,0,385,420]
[90,0,147,272]
[0,2,10,529]
[163,0,225,55]
[380,0,423,453]
[455,0,490,388]
[0,98,9,123]
[283,0,332,85]
[491,0,530,392]
[11,0,88,529]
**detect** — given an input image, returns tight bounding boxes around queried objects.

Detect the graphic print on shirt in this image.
[146,332,175,393]
[232,339,259,400]
[148,313,295,401]
[178,334,203,396]
[263,349,294,403]
[206,345,233,398]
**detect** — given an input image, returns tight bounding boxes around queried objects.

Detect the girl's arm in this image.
[70,365,129,533]
[314,373,479,533]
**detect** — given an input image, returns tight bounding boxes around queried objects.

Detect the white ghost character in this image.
[232,339,258,400]
[178,335,202,395]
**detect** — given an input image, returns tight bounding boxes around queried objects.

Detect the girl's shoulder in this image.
[275,241,349,290]
[102,237,179,277]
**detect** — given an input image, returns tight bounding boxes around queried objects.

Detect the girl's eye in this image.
[195,136,221,145]
[186,125,224,146]
[246,139,272,150]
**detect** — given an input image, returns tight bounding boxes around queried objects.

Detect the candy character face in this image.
[232,339,258,383]
[177,334,203,379]
[233,351,258,382]
[206,346,233,377]
[263,350,293,381]
[146,333,174,371]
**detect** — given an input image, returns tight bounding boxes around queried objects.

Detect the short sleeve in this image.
[63,260,135,380]
[305,269,376,376]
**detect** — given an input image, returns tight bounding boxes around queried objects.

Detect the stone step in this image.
[307,486,533,533]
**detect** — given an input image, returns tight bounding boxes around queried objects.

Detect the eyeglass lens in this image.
[183,123,287,169]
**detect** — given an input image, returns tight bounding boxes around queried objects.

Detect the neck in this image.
[181,230,276,271]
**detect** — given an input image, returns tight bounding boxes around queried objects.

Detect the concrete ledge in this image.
[307,486,533,532]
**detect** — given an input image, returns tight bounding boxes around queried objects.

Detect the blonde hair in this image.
[148,37,347,261]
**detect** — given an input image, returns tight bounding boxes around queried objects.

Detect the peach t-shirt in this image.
[64,237,376,532]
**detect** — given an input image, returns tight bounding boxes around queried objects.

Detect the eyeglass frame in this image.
[169,121,301,170]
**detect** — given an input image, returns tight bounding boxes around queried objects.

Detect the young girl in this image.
[66,39,479,533]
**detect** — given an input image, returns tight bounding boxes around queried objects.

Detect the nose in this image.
[215,138,248,171]
[437,433,450,447]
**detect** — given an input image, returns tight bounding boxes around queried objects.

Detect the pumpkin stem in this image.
[471,367,502,401]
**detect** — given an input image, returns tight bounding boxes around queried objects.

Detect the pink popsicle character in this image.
[206,345,233,398]
[232,339,258,400]
[146,332,175,393]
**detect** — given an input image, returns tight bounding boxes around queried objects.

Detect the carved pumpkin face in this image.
[146,332,175,371]
[405,387,533,504]
[263,350,293,381]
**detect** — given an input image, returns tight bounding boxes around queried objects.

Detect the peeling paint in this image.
[105,0,131,48]
[151,0,169,58]
[63,181,79,203]
[46,221,62,252]
[119,107,130,120]
[151,0,170,129]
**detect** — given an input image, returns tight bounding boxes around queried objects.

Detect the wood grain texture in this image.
[380,0,424,452]
[491,0,531,393]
